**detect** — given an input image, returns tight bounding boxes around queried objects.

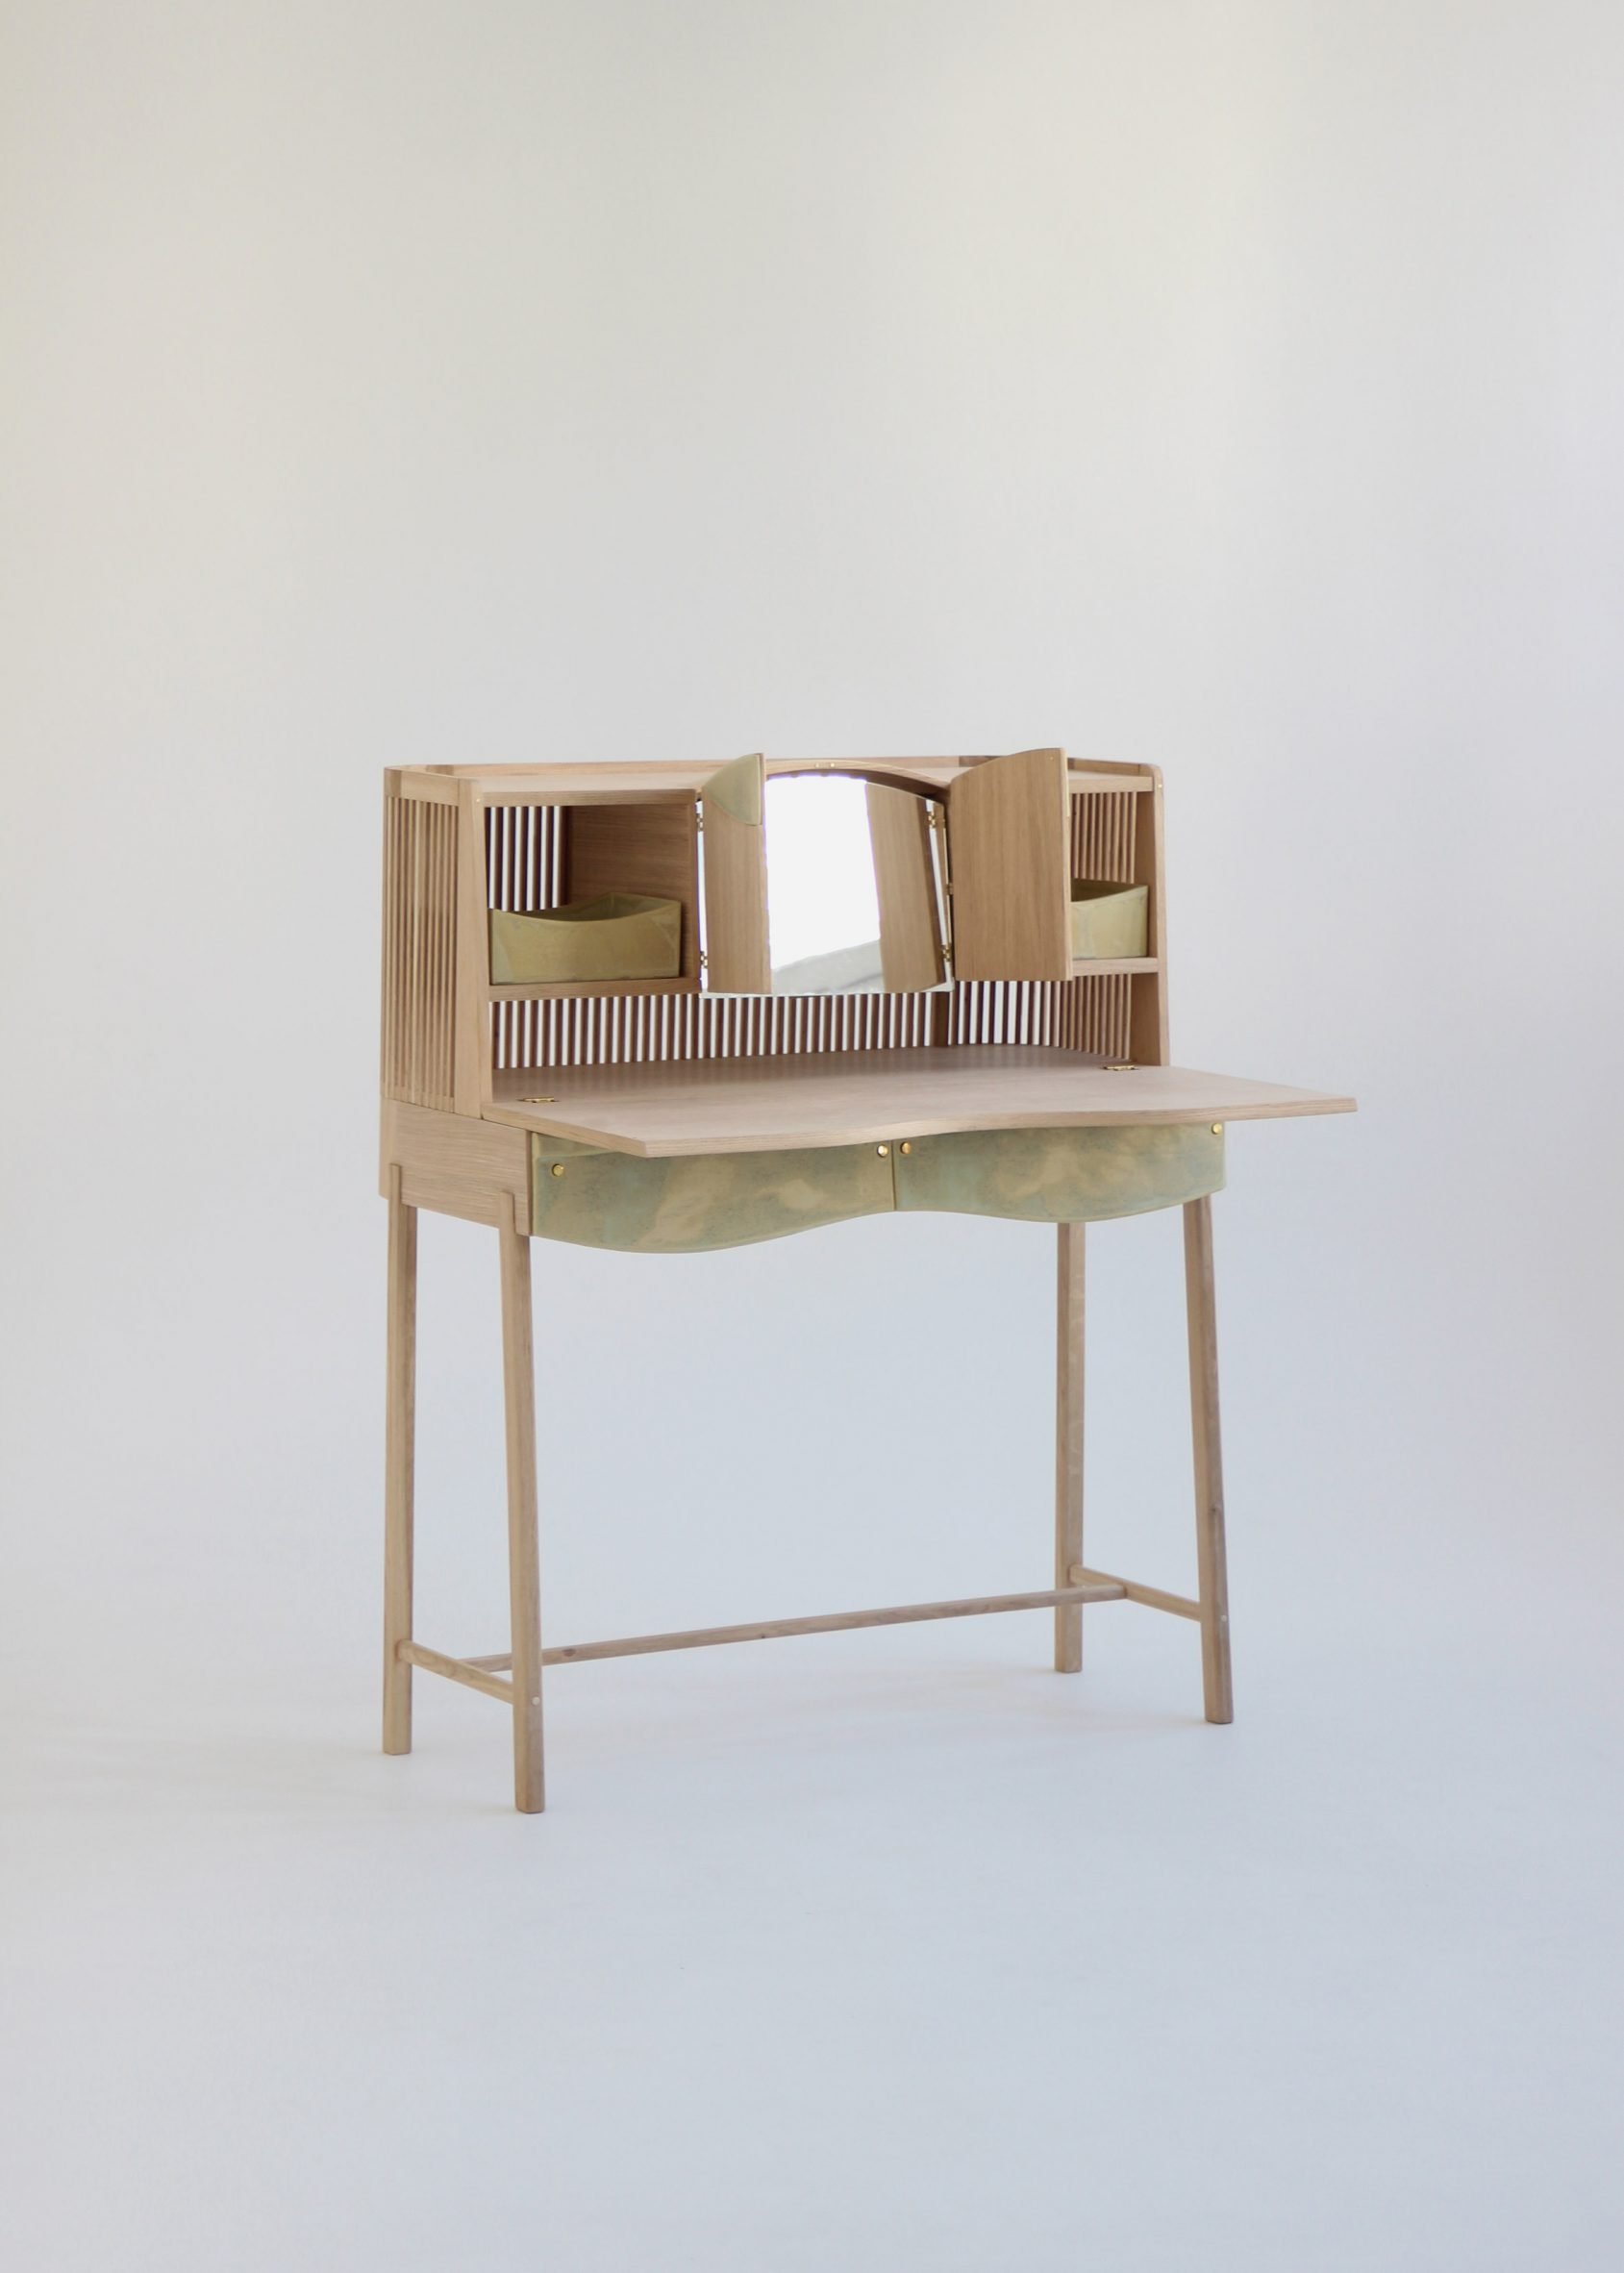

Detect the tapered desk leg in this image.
[383,1165,417,1755]
[1054,1222,1086,1673]
[499,1194,545,1813]
[1183,1195,1233,1724]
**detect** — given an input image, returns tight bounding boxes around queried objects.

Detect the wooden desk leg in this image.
[1183,1195,1234,1724]
[1054,1221,1086,1673]
[499,1193,545,1813]
[383,1164,416,1756]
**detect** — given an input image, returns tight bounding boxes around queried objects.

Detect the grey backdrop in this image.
[4,5,1622,2268]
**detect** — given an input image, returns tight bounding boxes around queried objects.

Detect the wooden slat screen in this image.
[382,793,458,1110]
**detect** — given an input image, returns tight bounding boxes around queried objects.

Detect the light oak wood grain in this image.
[1129,771,1170,1064]
[499,1192,544,1811]
[701,754,771,992]
[380,749,1348,1810]
[453,782,489,1115]
[485,1047,1355,1158]
[1055,1222,1086,1672]
[398,1640,514,1704]
[414,757,1157,805]
[387,766,461,805]
[381,786,458,1110]
[471,1582,1130,1668]
[948,748,1073,981]
[1185,1194,1234,1723]
[382,1166,416,1756]
[867,783,945,990]
[382,1100,531,1231]
[1069,1564,1201,1621]
[563,797,701,985]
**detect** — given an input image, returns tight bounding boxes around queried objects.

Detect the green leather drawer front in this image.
[891,1122,1224,1224]
[529,1121,1224,1251]
[530,1136,895,1254]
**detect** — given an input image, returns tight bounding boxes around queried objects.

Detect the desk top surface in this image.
[485,1048,1355,1159]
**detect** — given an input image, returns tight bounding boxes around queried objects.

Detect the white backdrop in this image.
[4,5,1623,2268]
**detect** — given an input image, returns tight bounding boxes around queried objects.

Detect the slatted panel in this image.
[1067,792,1144,1060]
[1070,790,1137,884]
[493,978,1131,1071]
[382,793,458,1110]
[486,803,566,913]
[480,799,1134,1075]
[948,977,1132,1059]
[1057,973,1134,1057]
[494,987,942,1070]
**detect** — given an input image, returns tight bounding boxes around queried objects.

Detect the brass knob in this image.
[876,1143,889,1158]
[900,1141,912,1155]
[1211,1124,1222,1136]
[550,1161,566,1178]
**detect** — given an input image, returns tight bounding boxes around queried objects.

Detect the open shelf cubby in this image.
[380,753,1167,1116]
[482,798,701,1002]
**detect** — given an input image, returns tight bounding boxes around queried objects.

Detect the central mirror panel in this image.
[763,773,945,993]
[766,775,881,991]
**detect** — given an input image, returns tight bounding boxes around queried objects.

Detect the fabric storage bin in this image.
[1068,879,1148,961]
[488,894,683,985]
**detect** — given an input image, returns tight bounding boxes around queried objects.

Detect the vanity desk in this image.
[380,750,1353,1812]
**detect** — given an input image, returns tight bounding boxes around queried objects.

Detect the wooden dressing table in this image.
[380,750,1353,1812]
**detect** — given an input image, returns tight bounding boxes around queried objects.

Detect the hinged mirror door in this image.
[866,784,945,991]
[946,747,1072,982]
[700,753,770,992]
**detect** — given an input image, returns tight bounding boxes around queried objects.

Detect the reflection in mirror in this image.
[760,773,948,993]
[765,775,884,991]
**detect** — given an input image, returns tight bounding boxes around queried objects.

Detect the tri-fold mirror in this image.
[697,747,1140,995]
[765,773,946,992]
[700,757,948,995]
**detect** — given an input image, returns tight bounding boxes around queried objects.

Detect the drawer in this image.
[892,1121,1222,1223]
[529,1122,1224,1253]
[530,1136,894,1253]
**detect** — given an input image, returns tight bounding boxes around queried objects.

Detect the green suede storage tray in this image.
[1069,880,1149,961]
[488,894,683,986]
[529,1122,1224,1253]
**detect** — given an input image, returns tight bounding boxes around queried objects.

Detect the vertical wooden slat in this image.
[381,791,397,1093]
[453,783,488,1113]
[381,790,459,1110]
[438,806,453,1106]
[1130,775,1168,1066]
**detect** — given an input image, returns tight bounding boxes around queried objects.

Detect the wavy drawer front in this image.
[530,1136,894,1253]
[893,1122,1223,1224]
[529,1123,1224,1253]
